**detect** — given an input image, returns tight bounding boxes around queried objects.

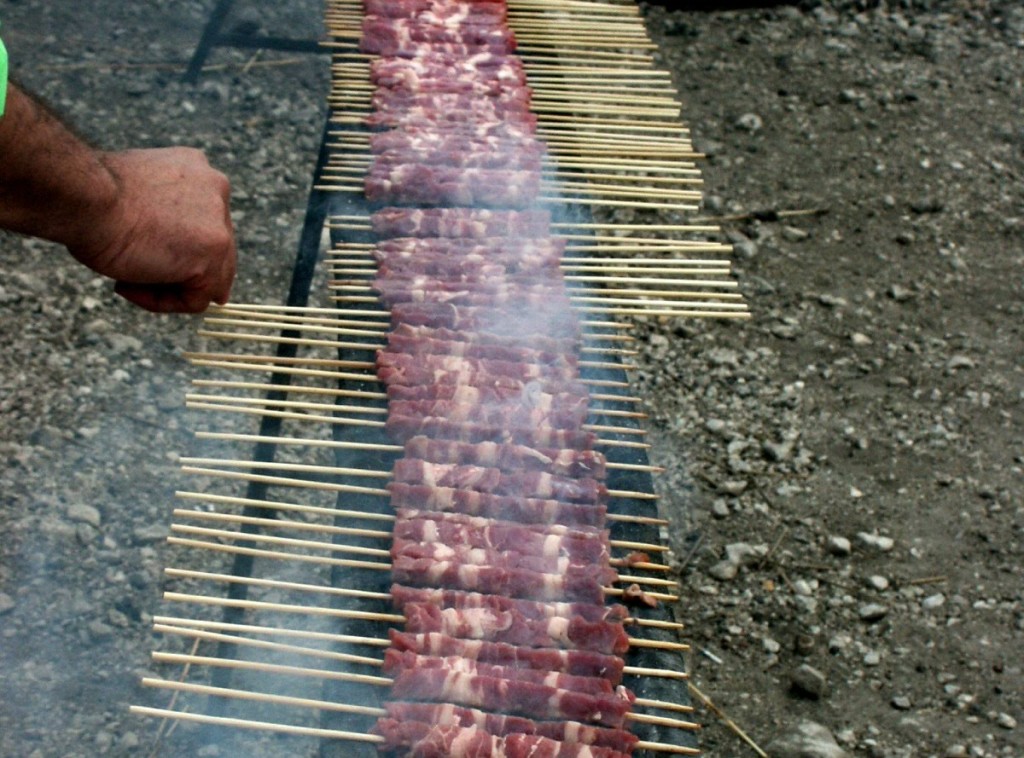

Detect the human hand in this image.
[69,148,237,313]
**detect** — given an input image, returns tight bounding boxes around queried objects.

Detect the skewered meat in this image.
[388,400,587,432]
[392,541,617,582]
[377,351,579,385]
[401,436,607,478]
[391,556,607,604]
[373,279,566,308]
[371,86,532,113]
[385,416,596,448]
[364,0,507,23]
[372,720,632,758]
[383,651,614,695]
[390,303,580,338]
[392,514,608,564]
[387,382,587,407]
[369,130,544,161]
[361,17,516,56]
[366,100,537,131]
[387,324,577,355]
[391,584,627,625]
[372,145,542,172]
[370,53,525,89]
[385,329,576,369]
[387,669,635,727]
[380,703,639,754]
[388,483,606,527]
[389,631,625,681]
[370,207,551,238]
[375,246,561,277]
[392,460,605,504]
[365,164,541,208]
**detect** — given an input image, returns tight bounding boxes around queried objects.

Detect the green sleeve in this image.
[0,23,8,118]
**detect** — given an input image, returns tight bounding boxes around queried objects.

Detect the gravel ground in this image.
[0,2,1021,757]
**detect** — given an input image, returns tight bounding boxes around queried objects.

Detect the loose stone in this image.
[791,664,830,700]
[859,603,889,622]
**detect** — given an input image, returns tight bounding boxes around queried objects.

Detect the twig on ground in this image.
[688,682,768,758]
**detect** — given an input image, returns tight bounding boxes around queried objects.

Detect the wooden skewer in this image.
[143,652,699,731]
[327,87,678,109]
[322,183,706,212]
[330,85,677,106]
[192,380,645,413]
[327,242,728,257]
[154,614,391,646]
[141,677,385,716]
[140,674,702,752]
[132,705,700,752]
[327,278,738,296]
[176,490,398,524]
[129,707,381,744]
[322,29,658,52]
[180,466,663,517]
[192,431,665,474]
[204,316,642,357]
[197,324,644,361]
[327,264,731,282]
[206,303,633,331]
[172,498,671,557]
[186,402,654,447]
[185,391,647,436]
[325,291,746,313]
[205,308,635,342]
[153,615,687,683]
[163,591,686,642]
[173,489,669,539]
[167,566,680,621]
[323,162,704,190]
[174,505,668,573]
[169,523,677,589]
[329,148,699,175]
[323,10,650,32]
[327,270,737,292]
[185,351,634,389]
[327,47,656,67]
[179,458,658,501]
[154,624,692,719]
[192,380,645,418]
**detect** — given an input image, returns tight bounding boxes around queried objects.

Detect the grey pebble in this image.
[859,603,889,622]
[0,592,14,615]
[766,720,850,758]
[827,536,852,556]
[709,560,739,581]
[791,664,830,700]
[857,532,895,552]
[867,575,890,591]
[946,355,975,372]
[996,712,1017,730]
[888,284,913,302]
[735,112,763,132]
[891,695,913,710]
[66,503,102,528]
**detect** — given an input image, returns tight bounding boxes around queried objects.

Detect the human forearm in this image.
[0,82,236,312]
[0,82,121,249]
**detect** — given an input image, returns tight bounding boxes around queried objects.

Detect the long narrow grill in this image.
[131,1,747,755]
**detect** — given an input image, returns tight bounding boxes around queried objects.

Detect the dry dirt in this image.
[0,1,1021,757]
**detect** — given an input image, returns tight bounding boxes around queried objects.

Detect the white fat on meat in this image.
[543,534,562,558]
[546,616,571,646]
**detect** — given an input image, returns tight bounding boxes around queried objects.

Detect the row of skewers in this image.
[132,0,745,754]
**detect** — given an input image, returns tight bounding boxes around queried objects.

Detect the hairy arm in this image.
[0,82,236,312]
